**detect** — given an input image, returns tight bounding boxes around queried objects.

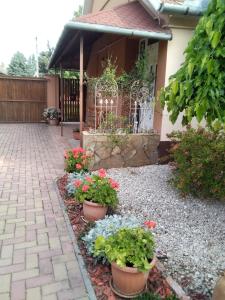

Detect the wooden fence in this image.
[0,76,47,122]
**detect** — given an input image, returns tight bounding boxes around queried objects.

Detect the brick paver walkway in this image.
[0,124,88,300]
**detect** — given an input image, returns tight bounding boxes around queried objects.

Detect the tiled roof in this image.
[76,1,170,34]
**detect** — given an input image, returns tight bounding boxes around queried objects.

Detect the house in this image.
[49,0,209,151]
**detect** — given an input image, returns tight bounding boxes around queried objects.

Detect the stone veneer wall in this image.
[82,131,160,170]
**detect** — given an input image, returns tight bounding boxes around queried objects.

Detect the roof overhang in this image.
[49,21,172,70]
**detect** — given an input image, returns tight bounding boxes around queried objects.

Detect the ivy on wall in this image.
[160,0,225,126]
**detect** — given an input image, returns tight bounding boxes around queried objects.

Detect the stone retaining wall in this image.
[82,131,160,170]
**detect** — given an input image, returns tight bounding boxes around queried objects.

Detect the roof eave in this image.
[49,21,172,69]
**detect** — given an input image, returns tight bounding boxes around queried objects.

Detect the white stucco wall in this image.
[160,27,201,141]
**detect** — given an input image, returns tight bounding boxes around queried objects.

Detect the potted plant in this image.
[94,227,156,297]
[73,128,80,140]
[42,107,59,125]
[64,147,91,173]
[74,168,119,221]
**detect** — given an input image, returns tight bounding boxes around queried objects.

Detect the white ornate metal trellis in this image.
[129,80,155,133]
[94,77,119,132]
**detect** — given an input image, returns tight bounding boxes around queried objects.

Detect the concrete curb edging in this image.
[54,178,97,300]
[156,259,191,300]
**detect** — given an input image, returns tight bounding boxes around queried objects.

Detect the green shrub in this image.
[135,292,178,300]
[169,127,225,200]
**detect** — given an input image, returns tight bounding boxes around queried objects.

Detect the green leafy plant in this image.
[94,227,155,272]
[169,127,225,199]
[135,293,178,300]
[160,0,225,126]
[64,147,91,174]
[74,169,119,207]
[42,107,59,120]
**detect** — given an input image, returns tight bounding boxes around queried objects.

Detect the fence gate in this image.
[0,76,47,122]
[61,78,80,122]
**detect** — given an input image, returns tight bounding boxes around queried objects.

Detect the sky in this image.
[0,0,84,68]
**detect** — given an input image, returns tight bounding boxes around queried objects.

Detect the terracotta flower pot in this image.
[111,257,157,297]
[83,200,107,221]
[48,119,58,126]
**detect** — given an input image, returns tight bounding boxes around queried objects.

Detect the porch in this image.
[49,1,172,136]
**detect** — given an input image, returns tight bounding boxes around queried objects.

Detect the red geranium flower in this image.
[82,185,89,192]
[109,178,119,190]
[98,168,106,178]
[144,220,156,229]
[85,176,93,183]
[76,163,82,170]
[74,180,82,188]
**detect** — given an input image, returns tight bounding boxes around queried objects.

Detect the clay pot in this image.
[48,119,58,126]
[213,272,225,300]
[111,256,157,297]
[83,200,107,221]
[73,131,80,140]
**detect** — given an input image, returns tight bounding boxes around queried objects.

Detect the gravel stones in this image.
[107,165,225,299]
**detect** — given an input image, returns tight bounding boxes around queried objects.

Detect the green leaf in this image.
[171,80,179,95]
[207,60,214,74]
[188,62,194,77]
[211,31,222,48]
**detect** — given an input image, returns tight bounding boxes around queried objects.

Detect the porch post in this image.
[79,35,84,137]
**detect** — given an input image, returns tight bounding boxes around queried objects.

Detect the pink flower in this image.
[85,177,93,183]
[98,168,106,178]
[82,185,89,192]
[109,178,119,190]
[144,221,156,229]
[74,180,82,188]
[76,163,82,170]
[64,150,69,159]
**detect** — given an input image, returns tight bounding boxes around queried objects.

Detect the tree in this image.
[160,0,225,126]
[73,5,83,19]
[26,55,36,76]
[7,52,28,76]
[38,42,54,76]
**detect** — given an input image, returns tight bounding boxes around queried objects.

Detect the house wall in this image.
[91,0,135,13]
[160,27,196,141]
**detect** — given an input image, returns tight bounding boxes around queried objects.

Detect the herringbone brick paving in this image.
[0,124,88,300]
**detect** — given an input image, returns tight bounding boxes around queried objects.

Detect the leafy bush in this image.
[83,214,141,262]
[75,169,119,207]
[66,172,90,196]
[94,227,155,272]
[64,147,91,174]
[135,293,178,300]
[169,127,225,199]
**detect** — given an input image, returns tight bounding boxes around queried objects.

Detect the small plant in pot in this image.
[94,227,156,297]
[73,128,80,140]
[64,147,91,173]
[74,168,119,221]
[43,107,59,125]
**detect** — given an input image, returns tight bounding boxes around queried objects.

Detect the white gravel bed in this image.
[107,165,225,299]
